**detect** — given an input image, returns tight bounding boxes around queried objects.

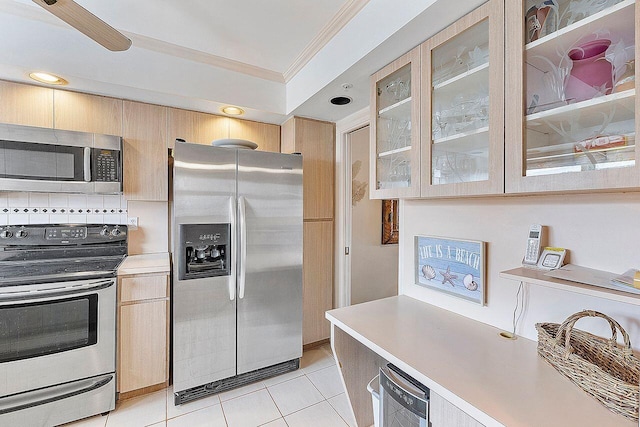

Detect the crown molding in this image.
[283,0,370,83]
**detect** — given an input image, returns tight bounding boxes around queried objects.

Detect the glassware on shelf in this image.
[432,92,489,140]
[432,151,488,185]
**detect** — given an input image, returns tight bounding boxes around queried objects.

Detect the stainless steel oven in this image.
[0,122,122,193]
[0,224,127,427]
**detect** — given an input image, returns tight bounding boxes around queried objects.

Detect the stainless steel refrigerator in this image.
[171,141,303,405]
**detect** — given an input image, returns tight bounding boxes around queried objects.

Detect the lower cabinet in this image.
[430,391,485,427]
[117,273,170,396]
[303,220,334,345]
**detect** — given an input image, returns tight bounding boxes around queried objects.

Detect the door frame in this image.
[335,107,370,308]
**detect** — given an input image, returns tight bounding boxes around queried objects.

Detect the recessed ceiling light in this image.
[221,106,244,116]
[330,96,352,106]
[29,72,68,85]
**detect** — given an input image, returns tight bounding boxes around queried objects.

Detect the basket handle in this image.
[554,310,633,358]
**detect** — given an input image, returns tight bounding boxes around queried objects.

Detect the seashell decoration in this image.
[463,273,479,291]
[422,265,436,280]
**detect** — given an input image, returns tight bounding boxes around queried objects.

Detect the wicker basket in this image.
[536,310,640,422]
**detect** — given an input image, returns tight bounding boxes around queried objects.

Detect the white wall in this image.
[399,192,640,351]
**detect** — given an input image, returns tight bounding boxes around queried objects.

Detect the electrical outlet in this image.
[127,216,139,229]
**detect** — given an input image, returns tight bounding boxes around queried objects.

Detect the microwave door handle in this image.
[83,147,91,182]
[228,197,236,301]
[238,195,246,300]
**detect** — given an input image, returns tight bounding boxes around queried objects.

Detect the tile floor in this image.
[64,344,356,427]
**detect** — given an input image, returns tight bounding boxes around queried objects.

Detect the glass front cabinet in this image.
[370,47,421,199]
[505,0,640,193]
[421,0,505,197]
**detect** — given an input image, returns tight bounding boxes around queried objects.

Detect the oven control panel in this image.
[0,224,127,246]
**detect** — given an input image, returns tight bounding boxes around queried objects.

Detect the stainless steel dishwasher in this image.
[379,364,430,427]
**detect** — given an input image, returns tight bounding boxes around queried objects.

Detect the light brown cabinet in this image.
[281,116,335,345]
[122,101,168,201]
[117,273,169,396]
[505,0,639,193]
[281,116,335,220]
[370,46,421,199]
[0,80,53,128]
[229,118,280,152]
[430,391,484,427]
[167,107,228,148]
[167,108,281,152]
[53,90,122,135]
[303,220,334,345]
[420,0,504,197]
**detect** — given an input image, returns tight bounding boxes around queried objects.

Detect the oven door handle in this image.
[0,278,114,303]
[0,374,113,415]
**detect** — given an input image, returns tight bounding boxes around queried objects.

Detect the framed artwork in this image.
[382,199,399,244]
[414,235,485,305]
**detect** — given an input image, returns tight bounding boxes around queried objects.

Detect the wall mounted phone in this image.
[523,224,544,266]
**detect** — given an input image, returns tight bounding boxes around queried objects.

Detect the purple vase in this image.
[564,39,613,102]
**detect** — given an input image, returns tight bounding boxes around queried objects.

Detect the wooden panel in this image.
[0,80,53,128]
[167,107,228,148]
[332,325,387,427]
[303,220,333,345]
[122,101,168,201]
[229,118,280,152]
[119,274,168,303]
[54,90,122,135]
[280,117,295,154]
[289,117,335,220]
[118,300,168,393]
[430,391,485,427]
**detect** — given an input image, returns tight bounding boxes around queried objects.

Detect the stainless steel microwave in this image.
[0,123,122,194]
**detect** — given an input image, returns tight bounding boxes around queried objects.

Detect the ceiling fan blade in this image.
[32,0,131,51]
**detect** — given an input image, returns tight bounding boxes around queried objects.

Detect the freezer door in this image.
[172,143,237,392]
[236,150,303,374]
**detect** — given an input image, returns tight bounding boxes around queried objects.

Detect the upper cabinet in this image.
[281,116,335,220]
[123,101,168,201]
[53,91,122,135]
[229,118,280,153]
[0,81,53,128]
[168,108,281,152]
[421,0,504,197]
[505,0,640,193]
[167,108,228,149]
[370,47,421,199]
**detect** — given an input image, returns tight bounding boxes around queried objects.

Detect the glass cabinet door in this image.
[506,0,640,193]
[370,47,421,199]
[421,0,504,197]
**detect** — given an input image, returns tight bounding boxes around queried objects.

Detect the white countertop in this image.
[326,295,635,427]
[118,252,170,276]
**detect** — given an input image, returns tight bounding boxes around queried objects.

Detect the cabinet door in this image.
[54,90,122,135]
[229,118,280,152]
[282,117,335,220]
[0,81,53,128]
[430,391,485,427]
[303,220,333,345]
[421,0,504,197]
[370,46,421,199]
[167,108,228,148]
[118,299,168,393]
[505,0,639,193]
[123,101,168,201]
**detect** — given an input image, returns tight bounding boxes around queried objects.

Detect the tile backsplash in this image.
[0,192,128,225]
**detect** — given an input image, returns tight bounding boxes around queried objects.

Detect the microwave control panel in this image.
[93,149,121,182]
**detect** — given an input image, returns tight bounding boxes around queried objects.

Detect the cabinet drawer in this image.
[119,274,168,302]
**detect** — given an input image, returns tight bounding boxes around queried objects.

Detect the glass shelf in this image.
[525,0,633,52]
[433,62,489,92]
[379,97,412,116]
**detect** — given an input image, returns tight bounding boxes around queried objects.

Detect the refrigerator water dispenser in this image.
[179,223,230,280]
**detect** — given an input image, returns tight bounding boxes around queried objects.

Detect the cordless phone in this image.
[523,224,544,266]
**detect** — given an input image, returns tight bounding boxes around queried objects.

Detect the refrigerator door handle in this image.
[238,195,247,299]
[228,197,237,301]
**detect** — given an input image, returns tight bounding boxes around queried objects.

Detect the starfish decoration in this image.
[440,266,458,287]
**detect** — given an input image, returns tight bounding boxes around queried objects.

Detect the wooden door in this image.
[0,80,53,128]
[54,90,122,135]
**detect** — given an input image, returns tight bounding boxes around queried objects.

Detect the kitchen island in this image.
[326,295,635,427]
